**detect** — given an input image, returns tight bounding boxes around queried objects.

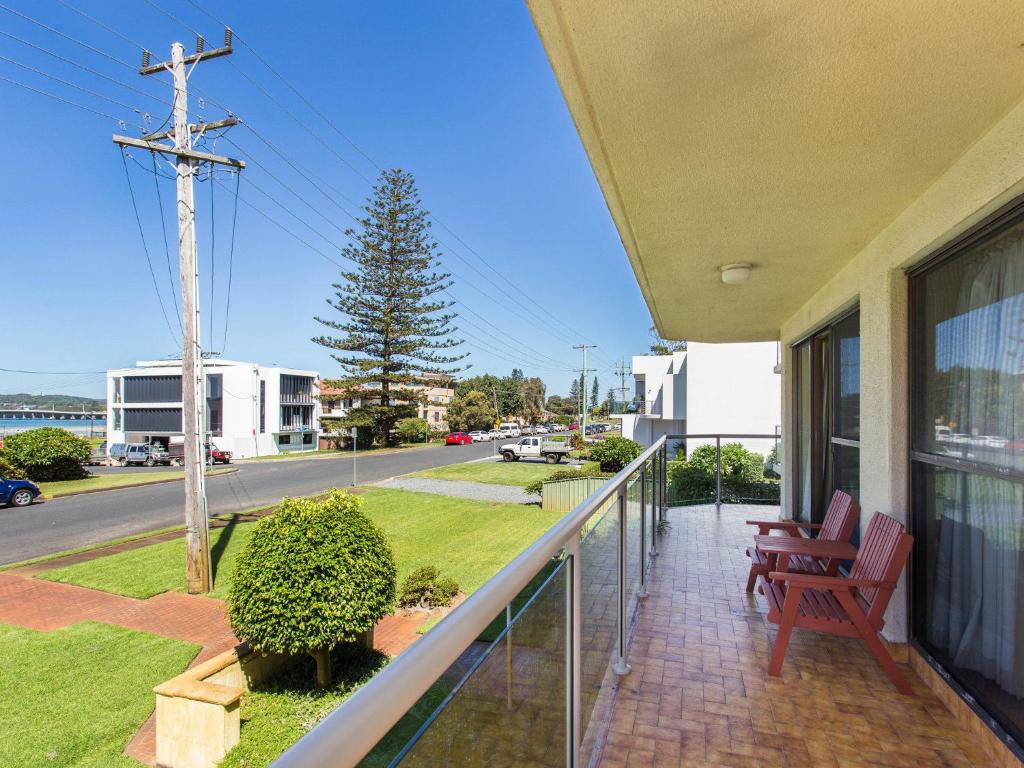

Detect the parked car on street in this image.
[533,425,549,434]
[498,423,522,438]
[488,429,502,440]
[1,476,40,507]
[499,436,572,464]
[108,443,128,464]
[568,423,579,431]
[468,430,491,442]
[123,443,172,467]
[445,432,474,446]
[206,443,233,465]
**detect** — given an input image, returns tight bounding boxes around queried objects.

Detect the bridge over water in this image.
[0,409,106,421]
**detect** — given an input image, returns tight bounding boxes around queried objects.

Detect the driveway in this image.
[0,441,499,564]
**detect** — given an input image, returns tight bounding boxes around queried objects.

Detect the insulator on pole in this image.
[224,27,233,48]
[142,50,151,68]
[196,36,205,53]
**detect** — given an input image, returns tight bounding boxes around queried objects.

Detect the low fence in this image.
[540,476,610,513]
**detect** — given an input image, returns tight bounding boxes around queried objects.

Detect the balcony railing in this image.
[272,432,780,767]
[274,436,670,767]
[607,399,659,415]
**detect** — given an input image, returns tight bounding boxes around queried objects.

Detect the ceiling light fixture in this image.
[719,263,752,285]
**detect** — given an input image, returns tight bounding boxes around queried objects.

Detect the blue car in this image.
[0,477,40,507]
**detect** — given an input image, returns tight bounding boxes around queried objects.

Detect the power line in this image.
[184,0,381,172]
[0,366,107,375]
[150,151,183,331]
[220,170,241,353]
[0,72,125,123]
[0,2,137,70]
[0,54,148,117]
[0,29,167,106]
[130,3,605,370]
[118,149,180,345]
[211,175,345,269]
[54,0,149,52]
[218,135,574,369]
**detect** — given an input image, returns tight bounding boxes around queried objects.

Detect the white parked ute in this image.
[499,436,571,464]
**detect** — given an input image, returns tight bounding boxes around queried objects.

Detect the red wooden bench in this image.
[761,511,915,694]
[744,490,859,592]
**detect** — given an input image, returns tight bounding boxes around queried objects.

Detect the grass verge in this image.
[37,467,234,499]
[409,459,564,488]
[0,621,197,767]
[37,487,561,600]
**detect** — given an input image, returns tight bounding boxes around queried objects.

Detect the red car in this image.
[445,432,474,446]
[568,422,580,431]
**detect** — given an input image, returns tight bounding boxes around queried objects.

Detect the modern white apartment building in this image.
[618,342,781,456]
[106,359,320,458]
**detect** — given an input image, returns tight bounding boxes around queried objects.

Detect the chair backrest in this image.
[819,490,859,543]
[850,512,914,628]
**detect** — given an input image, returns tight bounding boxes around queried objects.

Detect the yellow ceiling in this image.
[527,0,1024,341]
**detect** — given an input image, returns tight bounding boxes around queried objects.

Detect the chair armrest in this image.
[768,572,896,591]
[746,520,822,534]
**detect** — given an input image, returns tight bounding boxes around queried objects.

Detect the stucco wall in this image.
[778,96,1024,642]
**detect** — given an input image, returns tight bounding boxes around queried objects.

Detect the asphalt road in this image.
[0,440,500,565]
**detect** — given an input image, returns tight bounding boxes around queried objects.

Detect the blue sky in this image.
[0,1,653,400]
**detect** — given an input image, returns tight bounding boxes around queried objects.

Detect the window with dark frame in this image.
[910,209,1024,750]
[791,309,861,526]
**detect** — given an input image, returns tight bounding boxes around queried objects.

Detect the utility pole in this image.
[615,358,631,406]
[113,32,244,595]
[573,344,597,437]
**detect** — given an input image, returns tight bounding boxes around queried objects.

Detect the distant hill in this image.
[0,393,106,410]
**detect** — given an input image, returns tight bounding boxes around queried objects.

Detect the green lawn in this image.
[409,459,565,488]
[37,468,233,498]
[0,621,197,768]
[38,488,560,599]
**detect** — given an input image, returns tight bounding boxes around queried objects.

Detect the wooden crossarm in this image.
[768,572,896,592]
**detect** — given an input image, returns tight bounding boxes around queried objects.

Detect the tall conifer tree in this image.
[313,169,465,445]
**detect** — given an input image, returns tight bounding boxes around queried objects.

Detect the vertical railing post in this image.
[565,535,581,768]
[650,449,659,557]
[613,485,631,676]
[715,436,722,511]
[505,603,513,711]
[660,442,667,521]
[638,462,648,599]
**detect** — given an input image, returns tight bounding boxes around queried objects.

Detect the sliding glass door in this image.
[911,213,1024,746]
[791,309,860,524]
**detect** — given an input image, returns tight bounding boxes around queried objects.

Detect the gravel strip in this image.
[375,476,538,504]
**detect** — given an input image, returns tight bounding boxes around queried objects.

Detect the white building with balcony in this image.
[620,342,781,456]
[106,359,320,459]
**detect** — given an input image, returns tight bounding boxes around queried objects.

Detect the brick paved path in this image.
[0,570,428,764]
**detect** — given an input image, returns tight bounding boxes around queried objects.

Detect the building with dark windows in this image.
[106,360,320,458]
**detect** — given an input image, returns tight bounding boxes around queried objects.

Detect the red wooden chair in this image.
[744,490,859,592]
[761,512,915,694]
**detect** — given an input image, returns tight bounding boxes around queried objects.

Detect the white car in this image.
[468,430,491,442]
[488,429,502,440]
[534,425,549,434]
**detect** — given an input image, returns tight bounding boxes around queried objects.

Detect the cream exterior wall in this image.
[779,97,1024,642]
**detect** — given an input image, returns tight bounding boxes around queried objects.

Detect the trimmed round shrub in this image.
[398,565,460,609]
[228,489,396,687]
[1,427,90,481]
[589,436,643,473]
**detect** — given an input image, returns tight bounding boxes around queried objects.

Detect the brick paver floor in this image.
[593,504,994,768]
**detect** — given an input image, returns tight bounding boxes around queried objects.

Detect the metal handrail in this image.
[272,435,669,768]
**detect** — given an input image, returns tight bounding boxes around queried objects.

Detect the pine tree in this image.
[313,169,465,445]
[590,376,599,410]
